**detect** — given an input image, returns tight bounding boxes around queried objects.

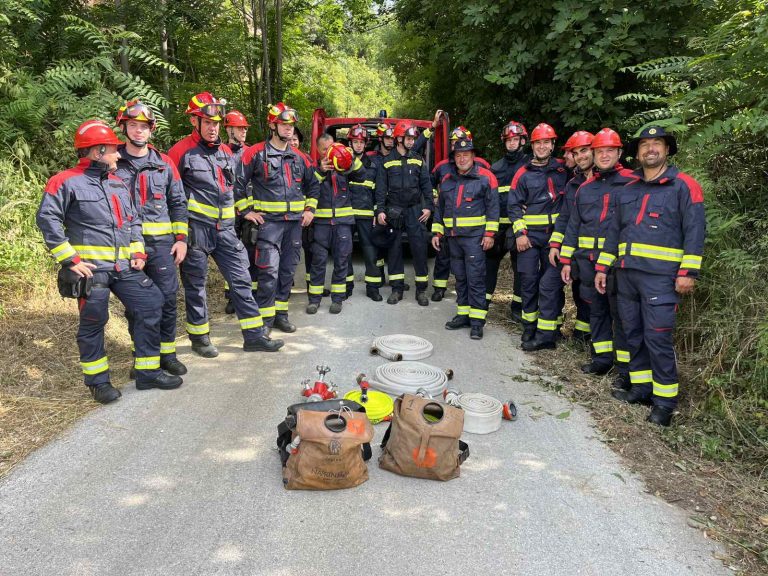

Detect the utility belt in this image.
[385,203,419,230]
[57,268,109,299]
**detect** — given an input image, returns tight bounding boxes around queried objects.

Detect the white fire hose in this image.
[370,334,434,361]
[445,390,517,435]
[369,361,452,398]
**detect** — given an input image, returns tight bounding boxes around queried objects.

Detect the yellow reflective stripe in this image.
[574,320,591,333]
[406,158,423,166]
[468,308,487,320]
[315,207,354,218]
[628,242,684,263]
[432,223,445,234]
[129,241,145,254]
[445,216,487,228]
[485,220,499,232]
[308,285,324,295]
[592,340,614,354]
[304,273,311,281]
[239,316,264,329]
[256,200,305,212]
[346,275,354,282]
[383,160,400,169]
[499,217,512,224]
[457,305,470,316]
[522,310,538,322]
[388,274,405,281]
[71,245,128,261]
[275,300,289,311]
[653,380,679,398]
[485,293,493,300]
[432,279,448,288]
[618,242,627,256]
[615,349,630,363]
[376,259,385,267]
[260,306,276,318]
[81,356,109,375]
[172,221,188,235]
[331,284,346,293]
[630,370,653,384]
[188,199,235,219]
[511,294,522,303]
[364,275,382,283]
[234,197,251,211]
[560,245,575,259]
[597,252,616,267]
[51,241,77,262]
[349,180,375,189]
[186,322,209,335]
[142,222,174,236]
[512,219,526,233]
[315,172,326,183]
[498,185,510,193]
[304,198,319,209]
[681,254,702,269]
[523,214,556,226]
[160,342,176,354]
[223,281,230,290]
[251,281,259,290]
[352,209,375,217]
[537,318,558,331]
[550,232,565,244]
[414,275,429,282]
[134,356,160,370]
[578,236,596,249]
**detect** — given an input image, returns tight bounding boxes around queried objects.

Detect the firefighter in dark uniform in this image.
[222,110,253,314]
[168,92,282,357]
[307,143,365,314]
[596,126,706,426]
[113,100,188,378]
[548,131,595,344]
[368,122,398,287]
[431,137,499,340]
[559,128,636,381]
[235,102,321,333]
[346,124,384,301]
[509,123,569,343]
[375,121,433,306]
[37,120,182,404]
[489,121,529,320]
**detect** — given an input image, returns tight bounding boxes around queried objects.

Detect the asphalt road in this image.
[0,264,728,576]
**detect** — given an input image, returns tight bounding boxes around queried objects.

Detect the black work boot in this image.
[322,288,331,297]
[243,335,285,352]
[521,324,536,343]
[522,338,556,352]
[306,303,319,314]
[612,372,631,390]
[416,291,429,306]
[366,286,383,302]
[510,303,523,324]
[224,299,235,314]
[470,326,484,340]
[612,387,652,406]
[647,405,674,427]
[190,334,219,358]
[346,282,354,298]
[160,356,188,376]
[403,282,411,291]
[273,316,296,333]
[329,301,343,314]
[136,372,183,391]
[387,290,403,305]
[581,362,611,375]
[445,315,470,330]
[431,288,446,302]
[90,382,121,404]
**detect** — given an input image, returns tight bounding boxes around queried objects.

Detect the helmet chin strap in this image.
[120,124,148,149]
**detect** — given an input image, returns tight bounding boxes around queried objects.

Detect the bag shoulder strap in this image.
[458,440,470,464]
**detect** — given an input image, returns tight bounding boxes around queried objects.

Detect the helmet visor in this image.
[276,109,299,124]
[201,104,225,120]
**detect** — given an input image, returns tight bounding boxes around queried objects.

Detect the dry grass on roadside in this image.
[488,259,768,576]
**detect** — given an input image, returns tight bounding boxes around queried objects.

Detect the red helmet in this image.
[116,100,156,130]
[348,124,368,142]
[266,102,298,125]
[563,131,594,151]
[393,121,418,139]
[376,122,394,138]
[450,126,473,142]
[74,120,121,149]
[185,92,226,121]
[501,121,528,141]
[530,123,557,142]
[326,142,354,172]
[591,127,623,149]
[224,111,250,127]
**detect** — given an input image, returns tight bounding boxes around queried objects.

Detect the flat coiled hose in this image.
[342,390,394,424]
[370,361,452,398]
[370,334,433,361]
[453,392,503,435]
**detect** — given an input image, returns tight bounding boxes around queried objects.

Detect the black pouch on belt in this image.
[241,220,260,246]
[57,267,93,299]
[386,205,404,230]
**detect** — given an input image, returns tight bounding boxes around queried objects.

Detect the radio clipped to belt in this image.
[240,219,259,246]
[57,267,93,299]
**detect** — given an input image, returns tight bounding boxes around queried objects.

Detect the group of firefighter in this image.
[36,91,705,427]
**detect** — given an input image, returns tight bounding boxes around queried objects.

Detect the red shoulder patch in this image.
[242,141,266,165]
[44,164,87,195]
[477,167,499,188]
[677,172,704,203]
[511,166,528,190]
[295,148,312,168]
[220,143,233,156]
[166,135,196,169]
[475,157,491,169]
[432,158,449,175]
[159,153,182,181]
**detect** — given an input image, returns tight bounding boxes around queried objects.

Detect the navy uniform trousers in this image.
[79,269,163,387]
[449,236,488,327]
[517,227,561,331]
[252,219,302,326]
[181,220,265,340]
[384,205,430,292]
[432,237,450,291]
[616,268,680,409]
[347,217,384,291]
[309,223,353,304]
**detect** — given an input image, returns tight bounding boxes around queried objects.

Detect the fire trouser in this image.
[382,205,430,292]
[181,219,265,341]
[308,223,353,304]
[531,257,566,343]
[77,269,163,387]
[486,223,521,307]
[448,235,488,327]
[432,235,450,290]
[515,227,553,328]
[616,268,679,409]
[347,217,383,290]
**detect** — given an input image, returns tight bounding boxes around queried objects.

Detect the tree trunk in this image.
[259,0,272,107]
[275,0,282,101]
[115,0,130,74]
[159,0,170,115]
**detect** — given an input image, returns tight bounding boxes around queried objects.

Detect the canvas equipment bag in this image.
[379,394,469,481]
[282,405,374,490]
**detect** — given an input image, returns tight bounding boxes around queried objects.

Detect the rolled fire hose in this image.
[343,390,394,424]
[370,361,452,398]
[370,334,433,361]
[451,392,503,435]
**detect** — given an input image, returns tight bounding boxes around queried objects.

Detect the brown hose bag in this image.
[283,408,374,490]
[379,394,469,481]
